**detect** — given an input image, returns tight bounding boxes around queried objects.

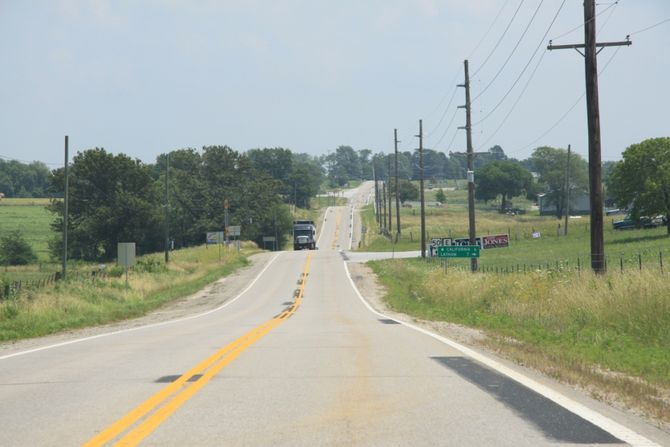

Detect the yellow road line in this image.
[331,209,342,250]
[84,253,313,447]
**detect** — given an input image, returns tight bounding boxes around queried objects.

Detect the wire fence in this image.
[0,269,108,300]
[427,250,667,276]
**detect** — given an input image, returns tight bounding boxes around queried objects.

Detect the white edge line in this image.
[348,206,354,250]
[316,206,330,248]
[0,253,282,361]
[342,260,659,447]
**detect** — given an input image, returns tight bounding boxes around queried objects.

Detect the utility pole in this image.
[62,135,69,280]
[387,154,393,235]
[417,119,426,258]
[373,165,380,229]
[564,144,571,236]
[548,0,630,274]
[394,129,401,239]
[164,152,170,264]
[382,180,388,233]
[458,60,477,272]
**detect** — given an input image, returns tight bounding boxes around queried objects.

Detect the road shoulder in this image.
[0,251,276,357]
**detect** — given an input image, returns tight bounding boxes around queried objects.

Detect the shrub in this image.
[0,230,37,266]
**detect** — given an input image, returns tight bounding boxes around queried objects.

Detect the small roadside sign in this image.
[117,243,136,266]
[437,245,480,258]
[206,232,224,244]
[228,225,241,237]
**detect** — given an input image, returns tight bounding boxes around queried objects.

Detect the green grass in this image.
[0,244,258,341]
[360,187,670,272]
[0,201,55,262]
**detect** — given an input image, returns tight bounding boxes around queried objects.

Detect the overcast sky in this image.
[1,0,668,167]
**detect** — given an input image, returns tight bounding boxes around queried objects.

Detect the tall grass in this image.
[0,244,257,341]
[370,258,670,417]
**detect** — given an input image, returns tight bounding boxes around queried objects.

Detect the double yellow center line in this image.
[331,209,342,250]
[84,253,313,447]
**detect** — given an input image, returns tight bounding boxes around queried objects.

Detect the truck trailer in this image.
[293,220,317,250]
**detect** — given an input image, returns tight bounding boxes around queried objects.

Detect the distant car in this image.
[652,215,668,226]
[612,216,658,230]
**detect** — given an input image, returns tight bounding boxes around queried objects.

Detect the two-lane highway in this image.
[0,183,667,446]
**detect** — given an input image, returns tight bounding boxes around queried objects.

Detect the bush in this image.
[0,230,37,266]
[435,188,446,204]
[107,265,125,278]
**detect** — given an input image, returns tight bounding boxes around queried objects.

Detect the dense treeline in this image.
[8,135,666,263]
[0,159,52,198]
[48,146,324,261]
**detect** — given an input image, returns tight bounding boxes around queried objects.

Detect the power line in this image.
[430,108,460,149]
[478,0,616,150]
[629,17,670,36]
[468,0,512,60]
[425,86,459,138]
[480,44,549,148]
[549,1,619,42]
[472,0,545,103]
[0,153,61,166]
[518,45,623,153]
[424,71,461,123]
[473,0,566,127]
[472,0,525,78]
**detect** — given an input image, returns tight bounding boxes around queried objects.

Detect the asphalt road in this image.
[0,183,668,446]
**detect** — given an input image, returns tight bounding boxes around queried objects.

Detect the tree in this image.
[154,146,294,249]
[0,230,37,265]
[475,161,533,209]
[327,146,360,186]
[609,137,670,234]
[529,146,588,218]
[435,188,446,204]
[49,148,163,261]
[396,180,419,203]
[0,160,52,197]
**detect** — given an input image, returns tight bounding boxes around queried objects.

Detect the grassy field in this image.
[0,199,55,263]
[360,188,670,272]
[0,243,259,341]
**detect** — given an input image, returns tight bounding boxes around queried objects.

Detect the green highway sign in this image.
[436,245,480,258]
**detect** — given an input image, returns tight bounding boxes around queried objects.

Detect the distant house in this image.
[538,192,590,216]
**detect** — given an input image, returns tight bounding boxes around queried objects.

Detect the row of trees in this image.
[5,136,667,264]
[49,146,325,262]
[0,159,52,198]
[323,145,512,187]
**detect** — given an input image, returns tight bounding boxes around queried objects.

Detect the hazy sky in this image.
[1,0,668,167]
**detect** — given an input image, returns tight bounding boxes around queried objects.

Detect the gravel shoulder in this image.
[347,261,487,346]
[0,251,276,357]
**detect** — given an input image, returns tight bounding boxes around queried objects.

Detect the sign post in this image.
[229,225,241,252]
[117,242,136,289]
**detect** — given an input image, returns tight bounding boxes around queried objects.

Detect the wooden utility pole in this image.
[387,154,393,234]
[458,60,477,272]
[373,165,380,228]
[62,135,69,279]
[394,129,401,238]
[382,180,388,233]
[417,119,426,258]
[564,144,571,236]
[548,0,630,273]
[164,152,170,264]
